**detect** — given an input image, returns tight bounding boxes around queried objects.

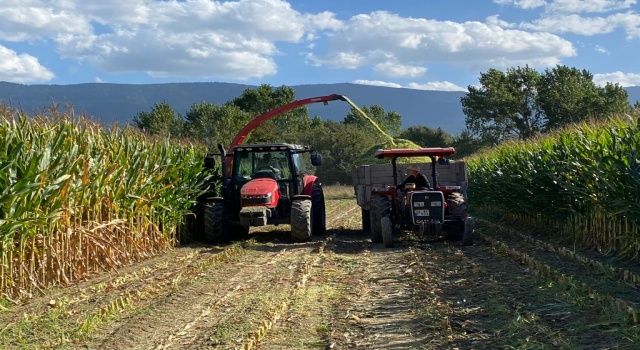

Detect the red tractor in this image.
[200,94,348,242]
[353,147,474,247]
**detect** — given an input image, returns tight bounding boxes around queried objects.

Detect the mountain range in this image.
[1,81,638,135]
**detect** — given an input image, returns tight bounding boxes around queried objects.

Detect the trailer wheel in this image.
[370,195,391,243]
[291,198,312,242]
[204,200,228,243]
[381,216,393,248]
[311,183,326,236]
[361,208,371,233]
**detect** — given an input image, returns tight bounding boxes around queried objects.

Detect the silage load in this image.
[341,96,427,163]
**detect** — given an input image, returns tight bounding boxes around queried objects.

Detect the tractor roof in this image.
[233,143,309,152]
[374,147,456,159]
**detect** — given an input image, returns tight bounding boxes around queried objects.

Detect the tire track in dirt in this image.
[82,201,357,350]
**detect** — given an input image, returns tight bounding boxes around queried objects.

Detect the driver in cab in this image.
[399,164,430,189]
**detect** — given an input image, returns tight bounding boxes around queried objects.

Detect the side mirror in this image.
[437,157,450,165]
[311,151,322,166]
[204,154,216,170]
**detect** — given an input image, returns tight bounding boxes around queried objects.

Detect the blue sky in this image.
[0,0,638,90]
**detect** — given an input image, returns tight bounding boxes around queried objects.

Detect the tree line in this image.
[133,65,636,184]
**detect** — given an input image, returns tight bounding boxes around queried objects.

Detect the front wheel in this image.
[291,198,312,242]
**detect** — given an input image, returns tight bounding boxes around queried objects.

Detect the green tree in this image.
[452,130,489,158]
[461,66,543,143]
[231,84,311,143]
[537,66,607,130]
[399,126,454,147]
[133,102,183,136]
[343,104,402,136]
[184,103,251,149]
[309,120,380,184]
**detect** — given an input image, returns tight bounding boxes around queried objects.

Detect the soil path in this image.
[2,198,638,349]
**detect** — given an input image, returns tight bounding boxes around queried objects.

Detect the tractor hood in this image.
[240,178,280,207]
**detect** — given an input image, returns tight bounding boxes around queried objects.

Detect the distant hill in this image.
[627,86,640,106]
[1,81,638,135]
[0,81,467,134]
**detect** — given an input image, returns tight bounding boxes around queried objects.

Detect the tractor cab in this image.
[229,144,313,214]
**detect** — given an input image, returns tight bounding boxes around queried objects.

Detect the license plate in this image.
[414,209,430,216]
[413,201,425,207]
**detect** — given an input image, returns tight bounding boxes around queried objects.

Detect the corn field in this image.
[468,115,640,260]
[0,108,208,299]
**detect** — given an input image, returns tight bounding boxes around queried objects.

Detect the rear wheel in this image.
[370,195,391,243]
[204,200,227,243]
[446,220,464,241]
[311,183,326,236]
[291,198,312,242]
[381,216,393,248]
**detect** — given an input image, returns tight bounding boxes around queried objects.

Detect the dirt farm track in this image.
[2,198,640,349]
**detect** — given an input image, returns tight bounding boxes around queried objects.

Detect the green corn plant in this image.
[0,108,211,298]
[468,114,640,260]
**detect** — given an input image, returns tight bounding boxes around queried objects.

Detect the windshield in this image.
[233,151,292,181]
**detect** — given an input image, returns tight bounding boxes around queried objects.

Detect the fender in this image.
[302,175,319,196]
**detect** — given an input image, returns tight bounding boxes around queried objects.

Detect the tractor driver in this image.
[399,164,430,189]
[255,152,282,179]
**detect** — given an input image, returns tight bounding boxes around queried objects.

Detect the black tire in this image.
[291,199,312,241]
[204,201,227,243]
[362,208,371,233]
[311,183,326,236]
[370,195,391,243]
[232,224,250,241]
[446,220,465,241]
[381,216,393,248]
[462,217,474,246]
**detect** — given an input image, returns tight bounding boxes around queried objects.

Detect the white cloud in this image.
[594,71,640,86]
[374,62,426,78]
[0,45,54,83]
[353,80,403,88]
[0,0,91,41]
[407,81,466,91]
[309,11,575,72]
[521,11,640,38]
[547,0,636,13]
[494,0,547,9]
[495,0,636,12]
[594,44,610,53]
[522,14,616,35]
[353,79,466,91]
[0,0,341,80]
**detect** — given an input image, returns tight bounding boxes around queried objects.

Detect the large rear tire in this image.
[311,183,326,236]
[204,201,227,243]
[291,198,312,242]
[381,216,393,248]
[370,195,391,243]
